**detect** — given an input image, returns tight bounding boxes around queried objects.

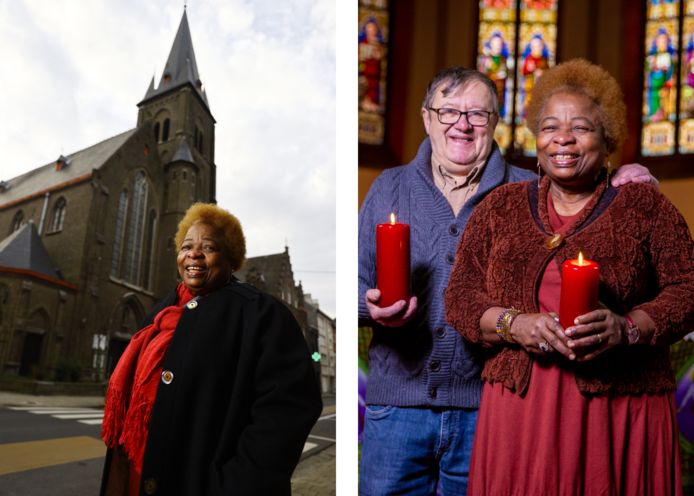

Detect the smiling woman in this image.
[445,59,694,494]
[101,202,322,495]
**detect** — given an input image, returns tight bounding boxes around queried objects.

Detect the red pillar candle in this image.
[559,252,600,329]
[376,213,410,307]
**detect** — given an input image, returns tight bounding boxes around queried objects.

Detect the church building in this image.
[0,11,215,381]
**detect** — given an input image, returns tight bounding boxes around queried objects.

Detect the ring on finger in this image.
[539,340,551,353]
[596,333,602,345]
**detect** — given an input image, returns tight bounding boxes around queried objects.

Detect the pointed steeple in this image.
[141,10,208,108]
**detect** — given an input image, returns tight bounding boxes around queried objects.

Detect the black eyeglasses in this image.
[427,108,494,126]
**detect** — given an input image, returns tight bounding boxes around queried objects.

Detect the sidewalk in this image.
[0,391,336,494]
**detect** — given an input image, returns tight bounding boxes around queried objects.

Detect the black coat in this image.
[101,280,323,495]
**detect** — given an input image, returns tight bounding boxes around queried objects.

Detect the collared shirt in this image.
[431,162,484,216]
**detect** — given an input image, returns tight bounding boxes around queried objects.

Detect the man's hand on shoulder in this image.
[365,289,418,327]
[611,163,659,187]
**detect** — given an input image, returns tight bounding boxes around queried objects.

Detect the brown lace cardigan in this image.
[445,176,694,397]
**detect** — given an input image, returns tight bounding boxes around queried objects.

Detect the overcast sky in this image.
[0,0,336,317]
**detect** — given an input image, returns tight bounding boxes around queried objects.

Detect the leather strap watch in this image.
[624,315,640,345]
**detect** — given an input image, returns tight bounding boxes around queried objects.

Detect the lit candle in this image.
[376,213,410,307]
[559,252,600,329]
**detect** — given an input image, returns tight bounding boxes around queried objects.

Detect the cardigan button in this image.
[143,477,157,494]
[161,370,174,385]
[448,225,459,236]
[429,360,441,372]
[435,327,445,338]
[445,253,455,264]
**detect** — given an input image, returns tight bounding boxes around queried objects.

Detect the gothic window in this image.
[9,210,24,234]
[194,126,204,152]
[477,0,558,156]
[141,209,157,289]
[641,0,694,156]
[122,172,148,285]
[154,122,161,142]
[162,118,170,142]
[49,197,67,233]
[110,189,128,277]
[358,0,389,145]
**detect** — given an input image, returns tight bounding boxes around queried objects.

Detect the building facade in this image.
[0,11,215,380]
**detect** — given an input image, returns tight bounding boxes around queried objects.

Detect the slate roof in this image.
[140,10,209,109]
[0,222,62,280]
[0,129,136,208]
[170,136,194,164]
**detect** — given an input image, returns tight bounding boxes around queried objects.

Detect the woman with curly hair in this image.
[100,203,322,495]
[445,59,694,494]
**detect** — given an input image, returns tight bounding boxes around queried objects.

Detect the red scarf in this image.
[101,283,194,476]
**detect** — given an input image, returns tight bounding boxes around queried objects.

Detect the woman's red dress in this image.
[467,195,682,496]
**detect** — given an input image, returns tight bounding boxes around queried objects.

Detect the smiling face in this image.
[177,222,231,295]
[536,92,608,190]
[422,79,498,177]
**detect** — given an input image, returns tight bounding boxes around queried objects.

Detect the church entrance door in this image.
[19,332,43,377]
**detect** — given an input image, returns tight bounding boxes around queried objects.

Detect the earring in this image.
[606,160,612,188]
[537,161,541,188]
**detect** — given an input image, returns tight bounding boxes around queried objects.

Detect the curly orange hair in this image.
[175,203,246,272]
[526,58,627,153]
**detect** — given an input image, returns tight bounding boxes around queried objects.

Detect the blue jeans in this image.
[359,405,478,496]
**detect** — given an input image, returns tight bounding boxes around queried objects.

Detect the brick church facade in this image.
[0,11,215,381]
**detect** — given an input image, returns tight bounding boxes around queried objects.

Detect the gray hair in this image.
[422,66,499,113]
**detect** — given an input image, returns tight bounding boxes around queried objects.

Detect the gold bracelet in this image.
[496,307,521,343]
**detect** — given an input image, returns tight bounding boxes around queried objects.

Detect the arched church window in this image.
[640,0,694,156]
[122,172,148,285]
[111,189,128,277]
[9,210,24,234]
[142,209,157,289]
[162,118,170,142]
[154,122,161,143]
[476,0,559,156]
[49,197,67,233]
[358,1,389,145]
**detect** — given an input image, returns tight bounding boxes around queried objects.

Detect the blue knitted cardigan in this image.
[358,137,536,408]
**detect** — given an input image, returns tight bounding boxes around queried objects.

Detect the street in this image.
[0,396,335,495]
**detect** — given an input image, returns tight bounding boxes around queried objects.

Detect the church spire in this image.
[141,10,208,108]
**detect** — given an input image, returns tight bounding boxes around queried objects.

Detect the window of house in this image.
[49,197,67,233]
[641,0,694,156]
[358,0,389,145]
[110,190,128,277]
[10,210,24,234]
[477,0,559,156]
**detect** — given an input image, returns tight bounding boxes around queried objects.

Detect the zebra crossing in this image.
[7,406,325,454]
[8,406,104,425]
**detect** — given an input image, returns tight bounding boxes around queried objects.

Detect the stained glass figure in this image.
[359,1,389,145]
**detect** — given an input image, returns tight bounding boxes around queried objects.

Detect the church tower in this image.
[136,10,216,293]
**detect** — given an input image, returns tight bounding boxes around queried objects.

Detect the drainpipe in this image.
[38,192,50,234]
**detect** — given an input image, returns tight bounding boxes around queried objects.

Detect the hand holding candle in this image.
[559,252,600,329]
[376,213,411,308]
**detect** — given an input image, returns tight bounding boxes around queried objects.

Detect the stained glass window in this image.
[477,0,558,156]
[358,0,389,145]
[641,0,694,156]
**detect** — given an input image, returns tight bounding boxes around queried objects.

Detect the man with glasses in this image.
[358,66,653,495]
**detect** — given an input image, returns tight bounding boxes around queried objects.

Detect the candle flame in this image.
[577,251,584,266]
[390,212,396,224]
